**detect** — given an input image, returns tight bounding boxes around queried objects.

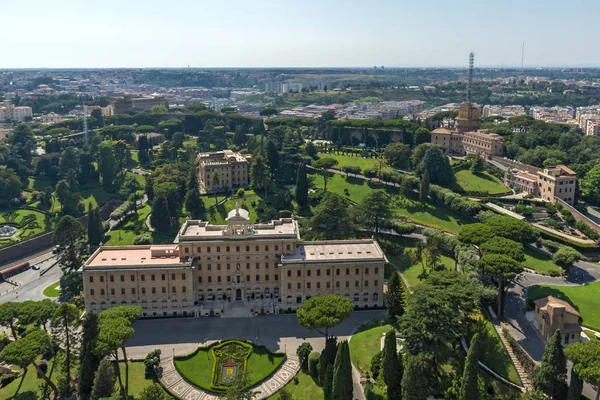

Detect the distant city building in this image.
[112,96,167,114]
[481,105,526,119]
[81,207,386,317]
[0,103,33,122]
[575,105,600,135]
[530,106,578,127]
[85,104,115,117]
[198,150,251,193]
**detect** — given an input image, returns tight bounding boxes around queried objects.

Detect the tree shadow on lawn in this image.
[401,199,454,223]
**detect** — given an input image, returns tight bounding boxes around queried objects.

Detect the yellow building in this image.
[533,296,581,346]
[82,205,387,318]
[198,150,251,193]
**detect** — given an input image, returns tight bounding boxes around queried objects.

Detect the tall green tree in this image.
[18,299,57,332]
[359,191,392,236]
[297,295,353,339]
[0,302,20,340]
[383,142,412,169]
[532,329,567,399]
[90,359,116,400]
[319,337,338,400]
[55,179,77,215]
[565,340,600,400]
[150,195,172,232]
[419,170,430,204]
[385,272,405,321]
[120,174,141,214]
[0,330,59,398]
[50,302,81,394]
[0,168,22,206]
[250,154,271,198]
[383,329,403,400]
[331,341,353,400]
[185,187,205,219]
[401,354,429,400]
[312,157,338,191]
[98,141,117,189]
[460,333,480,400]
[479,253,523,318]
[79,312,101,400]
[308,192,354,240]
[417,147,454,184]
[581,164,600,205]
[295,163,309,208]
[53,215,87,272]
[567,369,584,400]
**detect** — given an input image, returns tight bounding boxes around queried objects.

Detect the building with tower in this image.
[430,53,504,158]
[81,205,387,318]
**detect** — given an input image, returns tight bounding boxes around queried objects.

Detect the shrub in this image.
[236,188,245,198]
[296,342,313,369]
[38,359,49,375]
[502,328,537,377]
[575,220,600,240]
[552,246,582,267]
[370,351,383,380]
[308,351,320,379]
[545,204,557,215]
[110,201,131,220]
[133,234,153,245]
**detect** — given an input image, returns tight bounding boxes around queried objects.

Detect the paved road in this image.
[0,253,62,304]
[505,268,600,399]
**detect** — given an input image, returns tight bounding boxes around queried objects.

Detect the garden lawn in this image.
[388,250,455,289]
[174,343,285,392]
[527,281,600,332]
[79,185,117,210]
[309,172,471,233]
[105,204,175,246]
[348,322,393,375]
[523,248,562,275]
[267,370,322,400]
[0,208,50,247]
[474,317,522,386]
[206,191,261,225]
[0,357,57,400]
[317,153,380,171]
[118,361,167,398]
[452,169,510,195]
[43,281,61,298]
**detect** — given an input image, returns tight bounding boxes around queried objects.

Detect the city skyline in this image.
[3,0,600,68]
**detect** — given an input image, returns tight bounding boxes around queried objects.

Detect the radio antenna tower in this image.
[467,52,475,103]
[82,103,89,145]
[521,42,525,72]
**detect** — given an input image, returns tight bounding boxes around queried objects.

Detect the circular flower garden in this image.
[173,339,286,393]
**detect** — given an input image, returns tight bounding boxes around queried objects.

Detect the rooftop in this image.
[84,245,190,270]
[544,164,577,177]
[177,217,298,240]
[281,240,386,264]
[534,296,580,317]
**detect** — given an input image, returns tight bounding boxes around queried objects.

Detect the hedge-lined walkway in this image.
[159,354,300,400]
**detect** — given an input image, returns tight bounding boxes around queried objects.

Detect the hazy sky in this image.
[3,0,599,68]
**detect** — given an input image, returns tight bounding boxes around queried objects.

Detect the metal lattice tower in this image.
[82,103,89,145]
[521,42,525,73]
[467,52,475,103]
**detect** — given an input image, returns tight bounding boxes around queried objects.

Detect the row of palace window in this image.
[90,299,189,310]
[286,280,378,290]
[184,244,291,254]
[198,262,276,270]
[285,292,379,304]
[90,286,188,296]
[89,272,187,283]
[285,267,378,278]
[198,274,278,283]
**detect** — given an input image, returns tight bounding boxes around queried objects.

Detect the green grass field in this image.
[348,322,393,375]
[266,370,322,400]
[317,153,381,171]
[43,281,61,298]
[0,357,57,400]
[118,361,167,398]
[0,209,50,247]
[452,170,510,195]
[105,204,176,246]
[174,343,285,392]
[388,250,456,289]
[527,281,600,331]
[524,248,562,275]
[309,173,471,233]
[474,318,522,386]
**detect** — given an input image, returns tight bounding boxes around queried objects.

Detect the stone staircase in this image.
[494,324,533,391]
[222,300,253,318]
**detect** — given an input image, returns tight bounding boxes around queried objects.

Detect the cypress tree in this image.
[150,195,172,232]
[185,188,205,219]
[567,369,583,400]
[385,273,404,321]
[402,355,428,400]
[90,359,116,400]
[94,207,104,243]
[532,329,567,398]
[383,329,403,400]
[460,333,480,400]
[419,170,430,204]
[319,337,338,399]
[295,163,308,207]
[331,341,353,400]
[87,205,98,245]
[78,312,100,400]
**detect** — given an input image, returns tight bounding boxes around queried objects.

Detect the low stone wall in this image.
[555,198,600,235]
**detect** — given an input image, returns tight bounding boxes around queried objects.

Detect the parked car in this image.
[32,265,40,270]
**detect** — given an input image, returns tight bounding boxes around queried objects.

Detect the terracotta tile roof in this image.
[534,296,580,317]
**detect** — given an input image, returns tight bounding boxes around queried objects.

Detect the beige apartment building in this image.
[198,150,251,193]
[82,206,386,317]
[431,128,504,158]
[503,164,577,205]
[534,296,581,346]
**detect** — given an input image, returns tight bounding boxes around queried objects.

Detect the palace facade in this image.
[82,205,387,317]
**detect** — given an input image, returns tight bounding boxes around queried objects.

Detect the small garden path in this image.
[159,354,301,400]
